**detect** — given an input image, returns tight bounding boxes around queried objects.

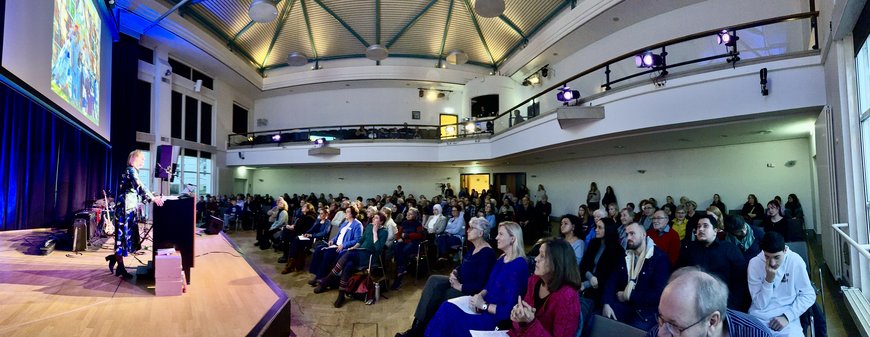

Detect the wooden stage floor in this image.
[0,228,286,337]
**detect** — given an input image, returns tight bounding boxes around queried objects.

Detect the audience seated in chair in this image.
[307,206,362,285]
[748,232,815,337]
[677,214,749,311]
[395,217,497,337]
[508,238,581,337]
[436,206,465,264]
[424,221,529,337]
[724,215,765,262]
[314,211,389,308]
[391,207,425,290]
[282,207,332,274]
[648,267,773,337]
[278,202,315,263]
[602,222,670,331]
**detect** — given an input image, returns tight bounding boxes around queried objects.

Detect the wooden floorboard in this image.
[0,228,279,337]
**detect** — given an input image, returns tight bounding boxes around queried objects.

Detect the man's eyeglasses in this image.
[656,313,709,336]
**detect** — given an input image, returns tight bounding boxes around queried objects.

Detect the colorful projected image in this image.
[50,0,100,125]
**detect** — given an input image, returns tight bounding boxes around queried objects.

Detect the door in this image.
[234,178,247,195]
[492,173,527,203]
[461,174,490,197]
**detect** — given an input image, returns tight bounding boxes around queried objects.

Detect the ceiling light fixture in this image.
[474,0,505,18]
[446,50,468,65]
[635,51,663,68]
[286,52,308,66]
[248,0,278,23]
[366,44,389,61]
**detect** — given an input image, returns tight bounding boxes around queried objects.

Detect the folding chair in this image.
[788,241,827,337]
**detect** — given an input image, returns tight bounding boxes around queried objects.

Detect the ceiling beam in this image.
[310,0,370,47]
[261,0,297,68]
[230,0,287,46]
[461,0,496,66]
[143,0,191,33]
[498,14,526,40]
[436,0,455,67]
[375,0,381,44]
[496,1,570,67]
[300,0,320,61]
[385,0,440,48]
[261,53,492,71]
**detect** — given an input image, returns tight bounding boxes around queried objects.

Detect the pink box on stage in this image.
[155,280,184,296]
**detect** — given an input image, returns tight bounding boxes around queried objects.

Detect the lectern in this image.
[152,197,195,283]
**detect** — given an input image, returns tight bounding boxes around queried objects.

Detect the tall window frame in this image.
[858,40,870,237]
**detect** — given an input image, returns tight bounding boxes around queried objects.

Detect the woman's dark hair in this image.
[561,214,583,238]
[373,212,388,225]
[786,193,801,207]
[539,238,582,292]
[767,199,784,216]
[578,204,590,222]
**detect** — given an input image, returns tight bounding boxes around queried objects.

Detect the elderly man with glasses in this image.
[648,267,773,337]
[647,210,680,266]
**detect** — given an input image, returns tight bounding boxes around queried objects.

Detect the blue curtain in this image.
[0,84,110,230]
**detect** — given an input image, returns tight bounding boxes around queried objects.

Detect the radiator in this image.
[843,287,870,337]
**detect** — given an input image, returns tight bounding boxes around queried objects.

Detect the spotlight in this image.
[760,68,769,96]
[445,126,456,134]
[635,51,663,68]
[716,30,739,46]
[437,92,446,99]
[528,73,541,85]
[313,137,327,147]
[556,86,580,102]
[540,66,549,78]
[247,136,254,142]
[419,89,424,97]
[465,123,476,133]
[272,134,281,142]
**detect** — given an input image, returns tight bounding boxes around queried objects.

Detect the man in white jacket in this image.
[747,232,815,336]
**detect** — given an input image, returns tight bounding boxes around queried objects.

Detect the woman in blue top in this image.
[282,207,332,274]
[396,217,497,337]
[307,206,362,284]
[425,221,529,337]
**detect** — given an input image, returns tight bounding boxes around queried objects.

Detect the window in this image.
[139,45,153,64]
[168,57,214,90]
[858,38,870,236]
[136,80,151,133]
[171,90,213,145]
[169,149,213,196]
[232,103,248,134]
[138,149,151,193]
[168,57,192,80]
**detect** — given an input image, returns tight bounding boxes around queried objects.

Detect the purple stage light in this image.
[272,134,281,141]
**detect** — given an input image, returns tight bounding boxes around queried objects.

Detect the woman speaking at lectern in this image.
[107,150,164,278]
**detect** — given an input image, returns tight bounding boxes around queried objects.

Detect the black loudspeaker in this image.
[204,215,223,235]
[69,218,88,252]
[154,145,180,181]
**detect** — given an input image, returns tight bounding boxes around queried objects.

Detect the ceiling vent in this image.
[248,0,278,23]
[365,44,389,61]
[286,52,308,66]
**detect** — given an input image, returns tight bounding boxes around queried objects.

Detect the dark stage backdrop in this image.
[0,84,110,230]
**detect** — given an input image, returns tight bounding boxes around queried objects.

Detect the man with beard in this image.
[678,214,749,311]
[602,222,671,330]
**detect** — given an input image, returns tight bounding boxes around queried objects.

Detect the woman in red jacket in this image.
[509,238,581,337]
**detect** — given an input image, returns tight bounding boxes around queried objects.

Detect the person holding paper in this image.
[395,217,497,337]
[425,221,529,337]
[508,238,581,337]
[314,211,389,308]
[307,206,362,285]
[282,207,332,274]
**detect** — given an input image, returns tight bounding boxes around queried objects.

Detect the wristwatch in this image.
[481,303,489,312]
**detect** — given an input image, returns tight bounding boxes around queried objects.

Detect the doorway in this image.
[440,113,458,140]
[233,178,248,195]
[492,172,527,202]
[460,174,490,197]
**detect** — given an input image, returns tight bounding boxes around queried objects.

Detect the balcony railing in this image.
[229,11,819,148]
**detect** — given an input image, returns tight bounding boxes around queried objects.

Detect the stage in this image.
[0,228,290,337]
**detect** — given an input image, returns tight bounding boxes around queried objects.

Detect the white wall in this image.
[254,86,465,129]
[249,165,461,199]
[242,138,815,229]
